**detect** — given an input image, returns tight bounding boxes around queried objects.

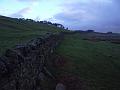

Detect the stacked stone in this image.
[0,33,64,90]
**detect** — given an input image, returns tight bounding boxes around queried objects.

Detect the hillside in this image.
[0,15,66,54]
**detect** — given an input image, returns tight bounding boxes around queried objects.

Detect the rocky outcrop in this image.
[0,33,64,90]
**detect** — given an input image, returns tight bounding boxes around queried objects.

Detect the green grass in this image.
[56,33,120,89]
[0,16,67,54]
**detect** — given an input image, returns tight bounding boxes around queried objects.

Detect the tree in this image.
[86,30,94,33]
[107,32,112,34]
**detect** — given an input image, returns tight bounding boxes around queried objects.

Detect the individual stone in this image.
[0,58,7,76]
[56,83,66,90]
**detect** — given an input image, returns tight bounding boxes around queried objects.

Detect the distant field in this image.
[56,33,120,89]
[0,16,66,54]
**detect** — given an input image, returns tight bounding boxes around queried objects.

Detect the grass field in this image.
[56,33,120,89]
[0,16,66,54]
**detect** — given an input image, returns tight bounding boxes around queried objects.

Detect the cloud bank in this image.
[53,0,120,32]
[10,0,39,18]
[11,7,32,18]
[17,0,38,2]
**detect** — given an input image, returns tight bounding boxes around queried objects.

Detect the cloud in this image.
[53,0,120,32]
[11,13,23,18]
[10,0,39,18]
[10,7,32,18]
[17,0,38,2]
[0,8,9,15]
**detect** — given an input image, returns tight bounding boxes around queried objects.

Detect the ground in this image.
[53,33,120,90]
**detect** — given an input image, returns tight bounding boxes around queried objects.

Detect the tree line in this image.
[17,18,68,30]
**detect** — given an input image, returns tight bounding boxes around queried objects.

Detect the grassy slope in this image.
[0,16,65,53]
[56,33,120,89]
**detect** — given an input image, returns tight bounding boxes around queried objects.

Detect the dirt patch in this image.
[54,55,67,67]
[56,74,86,90]
[111,41,120,44]
[83,38,100,42]
[53,55,87,90]
[83,38,120,44]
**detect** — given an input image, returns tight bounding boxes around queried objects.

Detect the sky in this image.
[0,0,120,33]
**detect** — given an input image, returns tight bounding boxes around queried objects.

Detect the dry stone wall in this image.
[0,33,64,90]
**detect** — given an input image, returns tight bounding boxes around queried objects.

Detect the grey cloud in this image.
[54,0,120,32]
[11,13,23,18]
[10,7,31,18]
[17,7,31,14]
[17,0,38,2]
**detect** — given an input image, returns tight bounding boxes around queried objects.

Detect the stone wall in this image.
[0,33,64,90]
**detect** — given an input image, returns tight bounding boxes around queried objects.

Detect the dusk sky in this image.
[0,0,120,33]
